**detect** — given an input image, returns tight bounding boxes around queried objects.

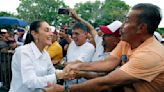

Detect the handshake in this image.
[56,61,82,80]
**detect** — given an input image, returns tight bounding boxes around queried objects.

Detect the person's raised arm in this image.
[69,9,97,37]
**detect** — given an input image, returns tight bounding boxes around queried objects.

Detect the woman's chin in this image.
[46,42,52,46]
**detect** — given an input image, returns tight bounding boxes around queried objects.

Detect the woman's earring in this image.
[36,39,39,43]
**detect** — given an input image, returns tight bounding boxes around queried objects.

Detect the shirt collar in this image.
[137,36,155,49]
[29,41,43,59]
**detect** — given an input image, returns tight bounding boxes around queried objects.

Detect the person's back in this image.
[111,37,164,92]
[130,37,164,92]
[46,41,63,64]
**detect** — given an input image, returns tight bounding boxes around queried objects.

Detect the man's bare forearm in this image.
[77,71,106,79]
[69,72,116,92]
[69,76,110,92]
[75,16,97,37]
[78,56,120,72]
[69,69,137,92]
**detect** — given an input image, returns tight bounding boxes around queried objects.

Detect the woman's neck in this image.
[35,42,45,52]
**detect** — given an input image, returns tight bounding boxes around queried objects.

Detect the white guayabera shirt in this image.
[9,42,57,92]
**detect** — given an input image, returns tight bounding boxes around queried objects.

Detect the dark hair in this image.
[132,3,162,34]
[72,22,88,32]
[24,21,44,45]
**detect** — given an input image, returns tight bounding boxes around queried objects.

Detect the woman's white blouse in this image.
[9,42,57,92]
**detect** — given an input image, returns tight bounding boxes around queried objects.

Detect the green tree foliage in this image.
[0,12,15,17]
[157,28,164,34]
[17,0,129,27]
[17,0,71,26]
[74,0,103,27]
[74,0,129,27]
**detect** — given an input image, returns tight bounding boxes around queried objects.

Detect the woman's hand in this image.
[43,82,64,92]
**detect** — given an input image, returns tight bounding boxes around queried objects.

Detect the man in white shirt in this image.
[66,22,95,84]
[67,22,95,62]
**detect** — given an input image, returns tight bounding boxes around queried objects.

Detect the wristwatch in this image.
[64,81,70,92]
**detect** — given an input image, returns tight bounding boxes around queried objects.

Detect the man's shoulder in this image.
[135,38,164,58]
[0,41,8,48]
[83,42,95,49]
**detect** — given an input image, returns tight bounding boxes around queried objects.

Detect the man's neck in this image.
[76,40,87,46]
[129,35,152,49]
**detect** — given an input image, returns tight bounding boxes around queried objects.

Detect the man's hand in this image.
[64,61,82,74]
[64,70,77,80]
[43,82,64,92]
[69,8,80,20]
[56,70,76,80]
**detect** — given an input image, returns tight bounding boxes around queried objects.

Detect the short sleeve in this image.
[94,35,103,47]
[120,51,164,82]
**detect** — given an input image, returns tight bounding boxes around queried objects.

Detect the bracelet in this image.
[60,60,65,65]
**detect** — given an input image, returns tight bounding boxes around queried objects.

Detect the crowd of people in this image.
[0,3,164,92]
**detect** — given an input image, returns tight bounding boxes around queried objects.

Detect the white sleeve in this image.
[46,52,56,77]
[94,35,103,46]
[15,49,56,89]
[94,35,104,52]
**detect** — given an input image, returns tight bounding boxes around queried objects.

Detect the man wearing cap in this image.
[94,21,122,61]
[0,29,9,49]
[15,28,25,46]
[44,3,164,92]
[0,29,16,49]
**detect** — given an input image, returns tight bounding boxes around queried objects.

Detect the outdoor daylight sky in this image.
[0,0,164,27]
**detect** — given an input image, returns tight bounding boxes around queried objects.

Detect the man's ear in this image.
[136,23,148,34]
